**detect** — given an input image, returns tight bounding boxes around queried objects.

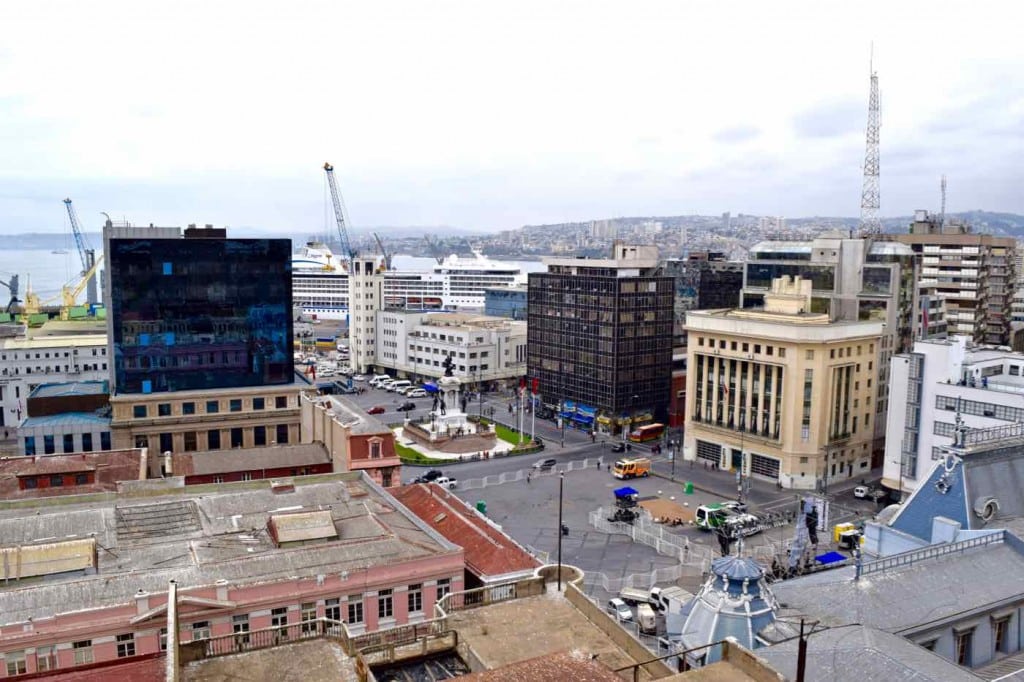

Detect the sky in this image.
[2,0,1023,235]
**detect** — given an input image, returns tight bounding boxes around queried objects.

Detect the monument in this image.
[428,354,474,438]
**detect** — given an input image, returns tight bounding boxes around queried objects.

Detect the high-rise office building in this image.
[896,211,1017,346]
[527,244,673,434]
[105,224,304,451]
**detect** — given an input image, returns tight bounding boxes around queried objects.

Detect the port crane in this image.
[373,232,393,271]
[323,162,356,271]
[0,274,19,313]
[63,198,99,305]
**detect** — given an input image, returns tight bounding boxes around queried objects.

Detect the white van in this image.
[369,375,391,387]
[388,380,412,393]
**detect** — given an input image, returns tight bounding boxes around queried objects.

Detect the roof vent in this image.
[433,513,447,523]
[974,496,1000,523]
[271,481,295,495]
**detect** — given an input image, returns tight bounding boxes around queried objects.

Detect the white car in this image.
[351,374,367,382]
[607,598,633,623]
[434,476,458,490]
[406,388,428,398]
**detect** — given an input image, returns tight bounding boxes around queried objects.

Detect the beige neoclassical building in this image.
[683,276,883,490]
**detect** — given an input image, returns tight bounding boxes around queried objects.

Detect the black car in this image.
[396,401,416,412]
[611,442,627,453]
[533,458,557,471]
[412,469,444,484]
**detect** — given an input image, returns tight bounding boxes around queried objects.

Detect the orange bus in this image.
[628,423,665,443]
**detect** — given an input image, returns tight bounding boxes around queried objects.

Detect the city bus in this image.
[628,423,665,443]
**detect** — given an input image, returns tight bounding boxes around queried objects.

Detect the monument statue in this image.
[442,354,454,377]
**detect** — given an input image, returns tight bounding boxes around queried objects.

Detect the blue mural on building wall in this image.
[109,238,294,394]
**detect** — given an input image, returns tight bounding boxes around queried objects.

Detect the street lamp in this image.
[557,473,565,590]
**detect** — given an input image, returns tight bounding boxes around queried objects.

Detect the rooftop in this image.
[315,395,393,436]
[20,412,111,429]
[170,443,331,477]
[0,449,145,500]
[29,380,109,399]
[772,533,1024,635]
[757,624,983,682]
[391,483,540,581]
[183,639,357,682]
[0,473,459,626]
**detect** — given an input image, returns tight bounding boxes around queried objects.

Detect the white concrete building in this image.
[0,324,108,433]
[349,255,383,375]
[375,310,526,386]
[884,336,1024,495]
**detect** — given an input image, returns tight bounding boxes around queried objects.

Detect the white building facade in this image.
[375,311,526,386]
[884,336,1024,495]
[0,329,108,432]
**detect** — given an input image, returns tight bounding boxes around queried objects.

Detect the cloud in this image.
[792,100,864,139]
[713,126,760,144]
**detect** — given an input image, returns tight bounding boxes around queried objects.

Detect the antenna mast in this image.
[940,175,947,227]
[859,48,881,237]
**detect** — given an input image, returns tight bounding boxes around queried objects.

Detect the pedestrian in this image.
[527,472,532,484]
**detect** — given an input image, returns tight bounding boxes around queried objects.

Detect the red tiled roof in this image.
[391,483,540,580]
[0,450,144,500]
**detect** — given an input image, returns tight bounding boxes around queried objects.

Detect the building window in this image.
[208,430,221,450]
[276,424,289,444]
[348,598,364,624]
[230,399,243,412]
[160,432,173,453]
[158,403,171,417]
[231,428,243,448]
[24,436,35,456]
[276,396,288,409]
[254,425,267,446]
[408,584,423,613]
[302,602,317,633]
[805,350,814,360]
[370,440,382,459]
[206,400,219,414]
[253,397,265,410]
[116,633,136,658]
[271,607,289,637]
[75,473,89,485]
[22,476,37,489]
[192,621,211,640]
[35,646,55,672]
[241,471,253,481]
[50,474,64,487]
[326,598,341,622]
[955,628,974,666]
[82,433,93,451]
[184,432,198,451]
[101,432,111,450]
[183,402,196,415]
[378,589,394,619]
[63,433,75,453]
[133,405,148,418]
[73,640,93,665]
[214,475,224,484]
[5,651,26,676]
[994,617,1010,654]
[233,615,250,645]
[437,578,451,602]
[159,628,168,652]
[44,435,55,454]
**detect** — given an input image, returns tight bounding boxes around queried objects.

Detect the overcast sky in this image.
[2,1,1023,235]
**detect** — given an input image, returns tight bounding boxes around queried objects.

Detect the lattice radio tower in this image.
[859,52,881,237]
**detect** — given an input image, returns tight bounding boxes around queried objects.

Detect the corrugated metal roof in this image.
[29,381,109,399]
[172,443,330,477]
[20,412,111,428]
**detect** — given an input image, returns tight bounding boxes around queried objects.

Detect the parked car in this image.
[396,401,416,412]
[607,598,633,623]
[337,385,361,395]
[351,374,367,382]
[533,458,557,471]
[434,476,458,490]
[611,442,627,453]
[367,405,386,415]
[413,469,444,484]
[853,485,872,499]
[406,388,428,398]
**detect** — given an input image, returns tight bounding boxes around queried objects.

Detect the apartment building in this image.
[685,276,883,489]
[527,244,674,434]
[375,310,526,388]
[883,336,1024,495]
[742,235,918,466]
[895,211,1017,345]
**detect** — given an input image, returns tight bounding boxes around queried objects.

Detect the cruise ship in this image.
[291,242,527,320]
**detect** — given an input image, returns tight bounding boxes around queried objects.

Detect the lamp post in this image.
[557,472,565,590]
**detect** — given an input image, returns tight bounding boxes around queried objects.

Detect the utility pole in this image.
[557,473,565,590]
[859,48,882,237]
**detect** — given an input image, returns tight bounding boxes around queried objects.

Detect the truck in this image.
[618,587,657,607]
[612,457,651,479]
[636,603,657,634]
[649,585,693,613]
[694,501,761,534]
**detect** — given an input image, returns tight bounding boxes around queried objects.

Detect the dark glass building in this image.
[109,238,293,394]
[527,245,674,433]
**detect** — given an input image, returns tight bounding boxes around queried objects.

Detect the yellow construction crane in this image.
[58,255,104,318]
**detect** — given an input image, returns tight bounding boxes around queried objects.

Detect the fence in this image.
[582,562,694,595]
[589,507,714,570]
[458,456,605,491]
[859,531,1004,576]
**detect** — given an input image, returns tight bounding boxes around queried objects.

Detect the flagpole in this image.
[518,386,525,444]
[531,391,536,442]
